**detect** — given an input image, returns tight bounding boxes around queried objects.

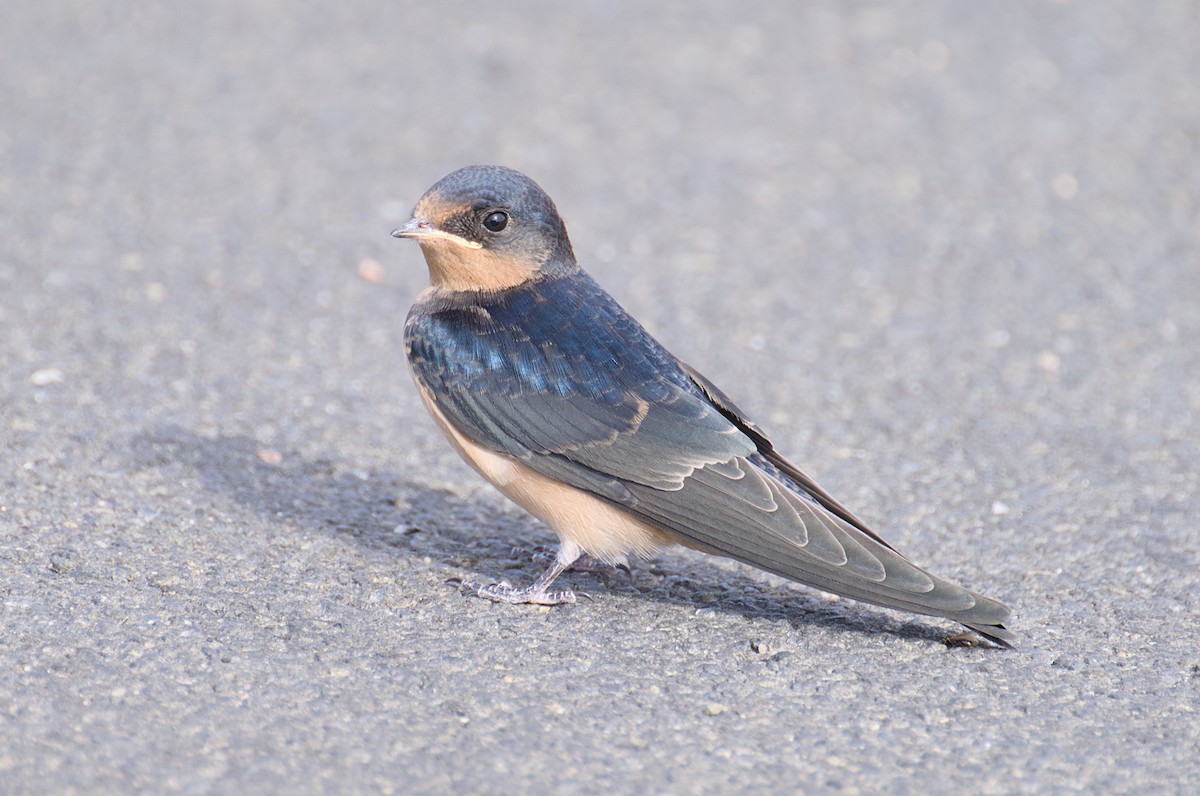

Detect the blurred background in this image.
[2,2,1197,793]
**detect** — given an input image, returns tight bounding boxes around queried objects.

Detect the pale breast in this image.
[413,379,674,562]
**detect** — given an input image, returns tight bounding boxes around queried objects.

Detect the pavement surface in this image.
[3,2,1198,793]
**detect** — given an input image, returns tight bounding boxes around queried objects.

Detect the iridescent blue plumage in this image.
[406,269,695,402]
[406,268,753,496]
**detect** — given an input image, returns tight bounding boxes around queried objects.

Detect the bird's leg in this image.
[509,545,630,577]
[471,540,587,605]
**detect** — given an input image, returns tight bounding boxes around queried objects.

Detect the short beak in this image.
[391,217,430,239]
[391,218,481,249]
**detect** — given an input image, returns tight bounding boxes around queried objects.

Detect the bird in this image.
[392,164,1014,647]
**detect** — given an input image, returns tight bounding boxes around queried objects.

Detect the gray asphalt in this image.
[3,2,1198,793]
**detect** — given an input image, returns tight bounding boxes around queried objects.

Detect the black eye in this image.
[482,211,508,233]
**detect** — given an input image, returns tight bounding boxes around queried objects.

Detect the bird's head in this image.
[393,165,577,293]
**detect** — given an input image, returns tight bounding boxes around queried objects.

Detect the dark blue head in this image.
[393,166,577,292]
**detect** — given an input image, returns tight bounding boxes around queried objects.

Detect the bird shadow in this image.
[129,425,972,649]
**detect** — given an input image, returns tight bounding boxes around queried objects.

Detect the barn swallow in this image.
[392,165,1015,647]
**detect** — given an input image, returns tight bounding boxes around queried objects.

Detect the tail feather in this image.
[625,456,1015,647]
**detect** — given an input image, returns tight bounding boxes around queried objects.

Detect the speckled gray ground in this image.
[3,2,1198,794]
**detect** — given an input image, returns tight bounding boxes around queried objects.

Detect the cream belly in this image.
[414,381,675,562]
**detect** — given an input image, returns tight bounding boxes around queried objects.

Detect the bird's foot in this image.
[456,541,600,606]
[943,631,985,648]
[509,545,629,577]
[463,578,583,605]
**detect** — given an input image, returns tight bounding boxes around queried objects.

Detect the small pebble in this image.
[30,368,64,386]
[1037,350,1062,373]
[256,448,284,465]
[358,258,387,283]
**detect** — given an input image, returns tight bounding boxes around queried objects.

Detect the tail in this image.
[731,528,1016,648]
[626,456,1016,647]
[677,363,1016,646]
